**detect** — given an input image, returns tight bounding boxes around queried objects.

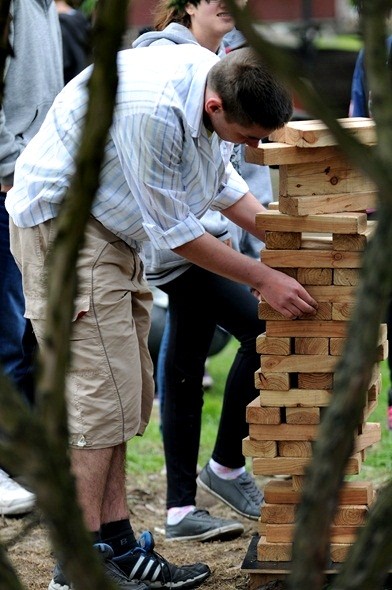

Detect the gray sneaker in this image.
[48,543,148,590]
[196,464,263,520]
[165,508,244,542]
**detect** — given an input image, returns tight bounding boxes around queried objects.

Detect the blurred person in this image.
[0,0,63,516]
[55,0,92,84]
[132,0,276,544]
[349,35,392,429]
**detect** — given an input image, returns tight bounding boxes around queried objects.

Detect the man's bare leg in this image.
[70,446,114,532]
[101,442,129,524]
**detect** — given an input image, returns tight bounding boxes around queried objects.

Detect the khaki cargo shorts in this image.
[10,215,154,449]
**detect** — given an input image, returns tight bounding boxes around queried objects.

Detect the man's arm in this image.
[173,232,318,319]
[220,191,267,242]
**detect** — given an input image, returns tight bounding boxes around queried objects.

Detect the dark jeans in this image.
[0,193,36,405]
[159,265,265,509]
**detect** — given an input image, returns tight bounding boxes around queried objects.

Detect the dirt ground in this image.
[1,471,271,590]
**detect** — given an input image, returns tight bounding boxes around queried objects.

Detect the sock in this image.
[209,458,245,481]
[167,505,195,525]
[100,519,137,556]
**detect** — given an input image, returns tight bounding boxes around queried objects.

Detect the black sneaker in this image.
[166,508,244,542]
[113,530,211,588]
[48,543,148,590]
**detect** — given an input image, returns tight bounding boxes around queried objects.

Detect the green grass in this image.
[127,338,392,484]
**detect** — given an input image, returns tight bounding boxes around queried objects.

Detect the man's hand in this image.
[255,264,318,320]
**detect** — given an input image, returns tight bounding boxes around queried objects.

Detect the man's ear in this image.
[205,96,223,116]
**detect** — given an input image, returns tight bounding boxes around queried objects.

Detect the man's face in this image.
[209,107,272,147]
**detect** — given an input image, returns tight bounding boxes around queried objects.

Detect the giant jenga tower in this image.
[241,118,387,587]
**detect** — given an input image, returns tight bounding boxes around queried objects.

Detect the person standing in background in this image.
[0,0,63,515]
[133,0,274,543]
[55,0,92,84]
[349,35,392,429]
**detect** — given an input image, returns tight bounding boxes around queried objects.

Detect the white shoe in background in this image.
[0,468,35,515]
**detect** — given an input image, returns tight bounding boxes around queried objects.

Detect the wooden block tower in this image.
[242,118,387,583]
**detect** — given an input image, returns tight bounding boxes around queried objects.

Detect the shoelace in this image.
[136,532,173,586]
[239,474,263,503]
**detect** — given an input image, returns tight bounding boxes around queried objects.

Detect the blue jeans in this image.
[0,193,36,405]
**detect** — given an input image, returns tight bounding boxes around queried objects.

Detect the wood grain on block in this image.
[329,338,345,356]
[278,440,313,458]
[291,475,305,491]
[258,389,332,407]
[300,235,333,250]
[260,503,297,524]
[266,320,347,338]
[269,119,376,148]
[248,423,318,442]
[255,210,367,234]
[333,268,360,286]
[297,267,333,285]
[257,536,292,562]
[353,423,381,453]
[256,334,291,355]
[285,406,320,425]
[332,302,355,321]
[245,143,343,166]
[279,159,375,198]
[245,400,281,424]
[298,373,334,389]
[294,337,329,355]
[261,249,362,269]
[264,231,302,250]
[264,479,373,506]
[367,377,381,402]
[242,436,278,458]
[254,369,290,391]
[304,285,356,303]
[260,354,338,373]
[258,301,332,321]
[279,192,376,216]
[330,544,350,563]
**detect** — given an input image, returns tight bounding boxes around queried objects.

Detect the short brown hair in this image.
[153,0,193,30]
[207,47,293,130]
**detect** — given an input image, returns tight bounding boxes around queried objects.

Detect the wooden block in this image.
[269,118,376,148]
[333,505,368,526]
[330,543,350,563]
[266,320,347,338]
[265,524,360,544]
[376,340,388,361]
[264,479,373,505]
[332,302,355,321]
[254,369,290,391]
[256,334,291,355]
[285,407,320,425]
[242,436,278,458]
[245,143,344,166]
[265,231,302,250]
[291,475,305,492]
[261,250,362,269]
[330,338,345,356]
[334,268,360,286]
[249,422,318,442]
[333,222,375,251]
[297,268,333,285]
[300,235,333,250]
[260,354,337,373]
[252,454,362,477]
[246,400,282,425]
[353,422,381,453]
[279,159,375,198]
[298,373,334,389]
[259,301,332,321]
[368,376,381,401]
[279,192,376,216]
[259,389,332,407]
[260,503,297,524]
[295,337,329,355]
[255,210,367,234]
[276,267,298,279]
[304,285,356,303]
[278,440,313,458]
[257,536,292,562]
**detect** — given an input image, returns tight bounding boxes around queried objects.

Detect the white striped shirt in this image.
[6,44,248,250]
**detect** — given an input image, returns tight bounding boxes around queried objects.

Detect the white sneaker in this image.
[0,469,35,515]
